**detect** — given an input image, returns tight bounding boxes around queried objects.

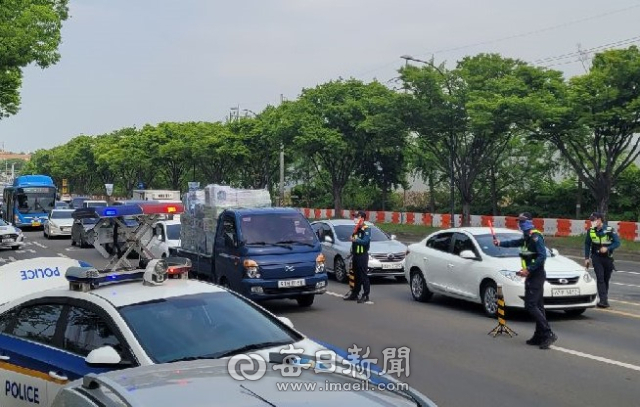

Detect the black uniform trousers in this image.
[352,253,370,297]
[524,270,551,336]
[591,255,614,305]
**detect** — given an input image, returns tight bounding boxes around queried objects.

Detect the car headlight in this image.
[315,253,325,274]
[243,259,261,278]
[583,272,593,283]
[498,269,524,283]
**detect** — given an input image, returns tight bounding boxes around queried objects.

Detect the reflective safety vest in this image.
[589,226,614,256]
[520,229,542,269]
[352,226,370,255]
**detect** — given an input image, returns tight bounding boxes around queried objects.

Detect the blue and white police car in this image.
[0,257,348,407]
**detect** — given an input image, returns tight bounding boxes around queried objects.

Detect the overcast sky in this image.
[3,0,640,153]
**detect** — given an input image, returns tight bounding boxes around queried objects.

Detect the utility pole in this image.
[279,94,285,206]
[575,43,590,220]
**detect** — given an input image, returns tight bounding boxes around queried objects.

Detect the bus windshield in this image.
[16,187,56,214]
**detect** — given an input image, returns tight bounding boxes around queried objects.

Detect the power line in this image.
[416,3,640,59]
[535,35,640,68]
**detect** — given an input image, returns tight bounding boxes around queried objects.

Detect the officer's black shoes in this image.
[526,334,544,346]
[343,292,358,301]
[357,295,370,304]
[597,302,610,308]
[539,332,558,350]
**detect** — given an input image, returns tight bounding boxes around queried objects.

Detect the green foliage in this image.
[0,0,69,118]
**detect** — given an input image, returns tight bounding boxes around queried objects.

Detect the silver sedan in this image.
[311,219,407,283]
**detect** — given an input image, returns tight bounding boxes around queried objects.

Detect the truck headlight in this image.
[498,269,524,283]
[315,253,325,274]
[244,259,261,279]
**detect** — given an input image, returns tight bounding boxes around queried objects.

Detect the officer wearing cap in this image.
[343,210,372,304]
[493,212,557,349]
[584,212,620,308]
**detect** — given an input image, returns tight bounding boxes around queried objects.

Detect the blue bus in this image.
[2,175,57,228]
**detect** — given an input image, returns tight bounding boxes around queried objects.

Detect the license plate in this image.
[2,238,14,243]
[32,222,41,227]
[382,263,403,270]
[551,288,580,297]
[278,279,305,288]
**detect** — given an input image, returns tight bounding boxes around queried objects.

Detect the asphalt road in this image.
[6,230,640,407]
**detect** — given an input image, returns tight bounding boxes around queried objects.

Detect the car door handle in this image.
[0,355,10,361]
[49,371,68,381]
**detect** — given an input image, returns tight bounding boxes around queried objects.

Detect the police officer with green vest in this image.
[343,210,372,304]
[584,212,620,308]
[493,212,557,349]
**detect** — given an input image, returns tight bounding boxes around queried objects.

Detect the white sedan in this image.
[404,227,598,317]
[0,218,24,250]
[43,209,75,238]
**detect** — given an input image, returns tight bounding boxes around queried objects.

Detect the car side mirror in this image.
[278,316,294,329]
[551,248,559,256]
[390,234,397,240]
[324,235,333,244]
[459,250,478,260]
[85,346,121,366]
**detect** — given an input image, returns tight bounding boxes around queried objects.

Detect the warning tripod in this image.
[488,284,518,338]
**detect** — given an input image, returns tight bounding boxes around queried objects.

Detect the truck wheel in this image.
[296,295,315,307]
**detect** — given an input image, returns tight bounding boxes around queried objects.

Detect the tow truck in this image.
[71,202,185,271]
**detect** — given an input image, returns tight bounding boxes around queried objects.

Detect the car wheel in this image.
[71,235,76,246]
[43,228,47,238]
[410,269,433,302]
[334,256,348,283]
[481,281,499,318]
[564,308,586,317]
[296,295,315,307]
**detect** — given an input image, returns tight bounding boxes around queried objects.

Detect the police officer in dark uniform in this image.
[584,212,620,308]
[343,210,372,304]
[494,212,557,349]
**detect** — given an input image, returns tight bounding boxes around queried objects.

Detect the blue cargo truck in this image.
[173,207,328,307]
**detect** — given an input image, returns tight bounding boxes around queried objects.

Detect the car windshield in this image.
[166,224,180,240]
[51,211,73,219]
[334,224,389,242]
[16,188,56,214]
[241,213,316,245]
[118,292,300,363]
[476,232,555,258]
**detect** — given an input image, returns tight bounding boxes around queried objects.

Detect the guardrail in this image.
[298,208,640,242]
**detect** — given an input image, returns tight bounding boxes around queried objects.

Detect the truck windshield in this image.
[166,224,181,240]
[119,291,300,363]
[241,212,317,246]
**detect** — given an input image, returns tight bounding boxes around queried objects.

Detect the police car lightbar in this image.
[71,204,144,219]
[138,202,184,215]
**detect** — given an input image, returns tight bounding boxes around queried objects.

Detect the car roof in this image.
[234,207,301,215]
[51,208,75,213]
[313,219,375,226]
[66,359,425,407]
[435,226,520,236]
[0,258,225,308]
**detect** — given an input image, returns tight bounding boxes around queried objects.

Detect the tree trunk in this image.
[462,200,472,227]
[332,183,344,214]
[490,166,498,216]
[428,173,436,213]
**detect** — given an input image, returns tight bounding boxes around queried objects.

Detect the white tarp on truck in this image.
[180,184,272,255]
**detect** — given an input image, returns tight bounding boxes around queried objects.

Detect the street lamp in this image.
[400,54,456,227]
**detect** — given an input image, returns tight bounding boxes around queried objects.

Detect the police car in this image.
[0,257,348,407]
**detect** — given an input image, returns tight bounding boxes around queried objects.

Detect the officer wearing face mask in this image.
[343,210,372,304]
[493,212,557,349]
[584,212,620,308]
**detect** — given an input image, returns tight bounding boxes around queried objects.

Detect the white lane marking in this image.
[65,247,78,252]
[615,270,640,276]
[56,253,70,258]
[15,250,25,254]
[610,299,640,307]
[612,282,640,289]
[595,308,640,319]
[326,291,374,304]
[0,258,6,263]
[31,241,47,248]
[27,249,36,254]
[8,256,16,262]
[552,346,640,372]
